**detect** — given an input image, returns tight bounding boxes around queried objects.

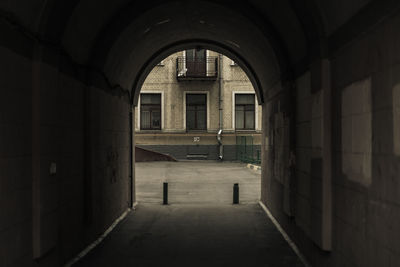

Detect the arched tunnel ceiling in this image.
[97,1,284,99]
[316,0,372,35]
[0,0,47,33]
[0,0,382,101]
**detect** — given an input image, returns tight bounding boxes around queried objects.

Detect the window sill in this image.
[235,129,257,133]
[137,129,162,133]
[186,130,208,133]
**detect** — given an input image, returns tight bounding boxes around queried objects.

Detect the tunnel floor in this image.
[72,204,304,267]
[72,162,304,266]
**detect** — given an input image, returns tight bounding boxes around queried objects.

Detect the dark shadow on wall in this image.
[135,146,177,162]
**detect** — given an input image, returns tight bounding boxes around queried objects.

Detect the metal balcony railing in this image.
[176,56,218,80]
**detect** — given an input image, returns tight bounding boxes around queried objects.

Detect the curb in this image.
[259,201,311,267]
[64,202,138,267]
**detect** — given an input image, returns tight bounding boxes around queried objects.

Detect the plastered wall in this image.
[261,10,400,267]
[0,39,132,266]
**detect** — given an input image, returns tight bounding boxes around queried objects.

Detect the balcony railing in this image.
[176,56,218,80]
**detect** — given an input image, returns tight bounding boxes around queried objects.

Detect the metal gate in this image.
[236,136,261,164]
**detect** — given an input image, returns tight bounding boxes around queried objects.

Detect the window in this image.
[235,94,255,130]
[140,94,161,130]
[185,49,206,77]
[186,94,207,131]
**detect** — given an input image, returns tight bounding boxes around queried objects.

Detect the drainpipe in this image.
[217,54,223,160]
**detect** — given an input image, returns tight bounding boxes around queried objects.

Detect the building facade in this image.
[135,50,262,161]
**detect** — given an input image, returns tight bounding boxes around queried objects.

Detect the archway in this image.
[79,0,291,212]
[134,48,263,205]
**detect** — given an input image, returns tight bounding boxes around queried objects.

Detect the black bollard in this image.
[163,182,168,205]
[233,183,239,204]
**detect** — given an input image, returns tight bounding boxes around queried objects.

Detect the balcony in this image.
[176,56,218,81]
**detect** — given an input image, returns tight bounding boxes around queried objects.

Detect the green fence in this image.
[236,136,261,164]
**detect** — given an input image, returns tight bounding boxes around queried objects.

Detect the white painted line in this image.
[258,201,311,267]
[64,202,138,267]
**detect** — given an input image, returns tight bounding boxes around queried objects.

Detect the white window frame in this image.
[137,91,165,131]
[232,91,258,131]
[183,91,210,131]
[206,50,209,75]
[182,50,186,73]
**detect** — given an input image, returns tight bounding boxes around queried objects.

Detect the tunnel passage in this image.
[1,1,400,267]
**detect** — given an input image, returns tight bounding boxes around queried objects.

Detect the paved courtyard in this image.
[135,161,261,204]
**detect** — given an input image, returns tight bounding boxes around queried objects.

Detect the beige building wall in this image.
[135,51,262,133]
[220,55,262,132]
[134,50,262,160]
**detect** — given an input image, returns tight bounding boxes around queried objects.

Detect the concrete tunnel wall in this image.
[1,1,400,267]
[261,10,400,267]
[0,42,133,265]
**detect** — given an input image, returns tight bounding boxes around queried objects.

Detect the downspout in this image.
[217,54,223,160]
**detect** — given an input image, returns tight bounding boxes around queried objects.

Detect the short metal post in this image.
[233,183,239,204]
[163,182,168,205]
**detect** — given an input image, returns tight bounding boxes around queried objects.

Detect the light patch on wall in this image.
[341,78,372,187]
[311,91,322,149]
[394,83,400,156]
